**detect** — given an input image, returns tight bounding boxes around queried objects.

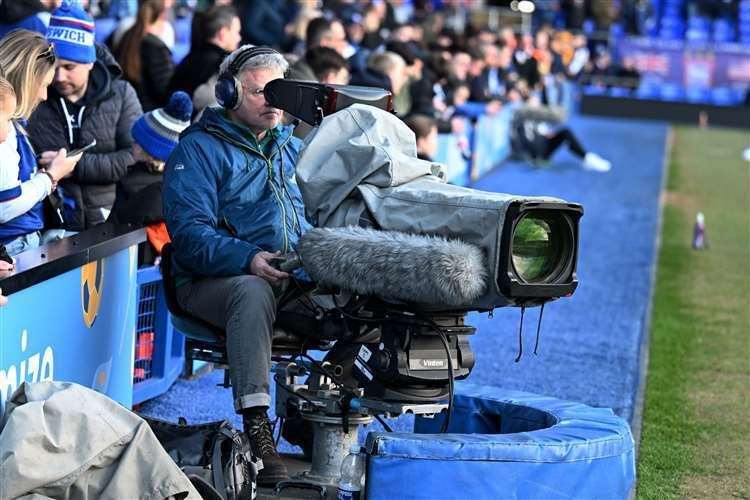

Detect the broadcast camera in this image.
[250,80,583,492]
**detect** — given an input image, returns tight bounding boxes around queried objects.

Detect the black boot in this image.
[243,411,289,487]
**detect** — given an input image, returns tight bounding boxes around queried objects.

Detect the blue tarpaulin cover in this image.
[364,383,635,499]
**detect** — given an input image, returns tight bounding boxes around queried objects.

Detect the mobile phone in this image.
[68,139,97,157]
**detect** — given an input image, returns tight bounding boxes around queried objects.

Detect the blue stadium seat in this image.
[610,22,625,39]
[172,43,190,64]
[609,86,632,97]
[685,87,710,103]
[95,17,117,44]
[686,28,710,41]
[173,17,192,45]
[710,87,735,106]
[636,84,660,100]
[660,84,685,101]
[583,85,607,96]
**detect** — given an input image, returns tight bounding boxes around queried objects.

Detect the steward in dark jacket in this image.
[29,45,143,231]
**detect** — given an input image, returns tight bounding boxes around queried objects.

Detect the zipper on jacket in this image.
[207,126,294,252]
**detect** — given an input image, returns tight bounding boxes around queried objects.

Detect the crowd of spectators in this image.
[0,0,616,261]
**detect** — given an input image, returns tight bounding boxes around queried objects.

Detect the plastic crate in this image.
[133,265,185,405]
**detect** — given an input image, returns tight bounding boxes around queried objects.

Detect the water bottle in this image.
[337,443,365,500]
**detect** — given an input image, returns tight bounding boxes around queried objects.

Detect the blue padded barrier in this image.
[435,128,471,186]
[471,107,514,177]
[365,383,635,500]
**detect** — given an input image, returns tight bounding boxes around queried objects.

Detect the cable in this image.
[374,414,393,433]
[533,302,545,355]
[418,314,454,434]
[514,306,526,363]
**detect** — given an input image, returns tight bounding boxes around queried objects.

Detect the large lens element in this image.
[511,214,563,283]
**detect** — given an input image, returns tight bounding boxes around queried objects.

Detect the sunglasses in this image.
[36,42,56,62]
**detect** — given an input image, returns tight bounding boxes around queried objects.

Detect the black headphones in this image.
[214,46,282,111]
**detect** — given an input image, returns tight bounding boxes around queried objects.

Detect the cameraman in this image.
[163,45,311,487]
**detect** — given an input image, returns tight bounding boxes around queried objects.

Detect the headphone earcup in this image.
[215,74,239,110]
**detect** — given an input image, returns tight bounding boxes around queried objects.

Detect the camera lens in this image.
[511,214,566,283]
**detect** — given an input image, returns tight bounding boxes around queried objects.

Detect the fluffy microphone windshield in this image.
[298,227,487,307]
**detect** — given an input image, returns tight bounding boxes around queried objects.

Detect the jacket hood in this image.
[184,107,293,150]
[0,0,45,24]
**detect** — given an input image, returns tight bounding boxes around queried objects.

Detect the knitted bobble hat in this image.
[131,92,193,162]
[47,1,96,64]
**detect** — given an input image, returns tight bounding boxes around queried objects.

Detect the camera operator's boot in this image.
[243,411,289,487]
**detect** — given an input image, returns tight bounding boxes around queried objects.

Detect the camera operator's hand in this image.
[39,149,82,181]
[250,251,289,285]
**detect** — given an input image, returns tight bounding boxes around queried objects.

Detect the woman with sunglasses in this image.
[0,30,81,256]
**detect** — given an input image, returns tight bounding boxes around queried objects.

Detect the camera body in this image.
[265,81,583,402]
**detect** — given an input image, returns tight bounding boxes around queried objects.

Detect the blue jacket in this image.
[162,107,311,280]
[0,122,44,244]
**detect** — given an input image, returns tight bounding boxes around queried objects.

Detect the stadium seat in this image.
[172,43,189,64]
[660,84,685,101]
[636,84,660,100]
[173,17,192,45]
[710,87,735,106]
[95,17,117,44]
[583,85,607,96]
[685,87,710,103]
[609,86,632,98]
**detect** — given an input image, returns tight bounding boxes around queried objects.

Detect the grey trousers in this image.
[176,275,278,412]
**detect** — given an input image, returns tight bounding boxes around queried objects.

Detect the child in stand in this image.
[404,114,439,162]
[109,91,192,265]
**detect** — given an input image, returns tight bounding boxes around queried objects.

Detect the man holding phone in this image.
[28,2,142,230]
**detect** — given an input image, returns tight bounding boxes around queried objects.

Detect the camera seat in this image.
[160,244,329,378]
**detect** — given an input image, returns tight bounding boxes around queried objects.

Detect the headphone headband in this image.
[216,46,282,111]
[227,46,281,76]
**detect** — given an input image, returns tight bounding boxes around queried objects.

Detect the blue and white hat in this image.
[131,92,193,162]
[46,1,96,64]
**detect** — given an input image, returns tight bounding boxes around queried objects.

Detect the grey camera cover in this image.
[295,104,562,310]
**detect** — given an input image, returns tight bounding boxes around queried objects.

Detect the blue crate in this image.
[133,265,185,405]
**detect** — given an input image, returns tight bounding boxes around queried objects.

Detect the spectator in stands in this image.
[0,0,60,39]
[109,91,192,264]
[471,42,520,103]
[386,40,423,116]
[163,45,310,487]
[360,3,386,50]
[304,47,350,85]
[514,34,541,89]
[404,114,439,162]
[169,4,241,96]
[350,51,408,105]
[288,17,348,81]
[236,0,295,48]
[0,30,80,255]
[114,0,175,110]
[109,0,175,51]
[29,3,143,231]
[283,4,322,56]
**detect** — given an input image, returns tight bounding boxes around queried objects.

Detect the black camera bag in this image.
[142,416,260,500]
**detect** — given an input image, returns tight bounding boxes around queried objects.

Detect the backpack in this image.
[142,416,261,500]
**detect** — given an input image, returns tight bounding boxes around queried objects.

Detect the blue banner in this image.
[0,247,138,415]
[617,37,750,89]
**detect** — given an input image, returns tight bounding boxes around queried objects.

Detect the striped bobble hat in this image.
[46,0,96,64]
[131,92,193,162]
